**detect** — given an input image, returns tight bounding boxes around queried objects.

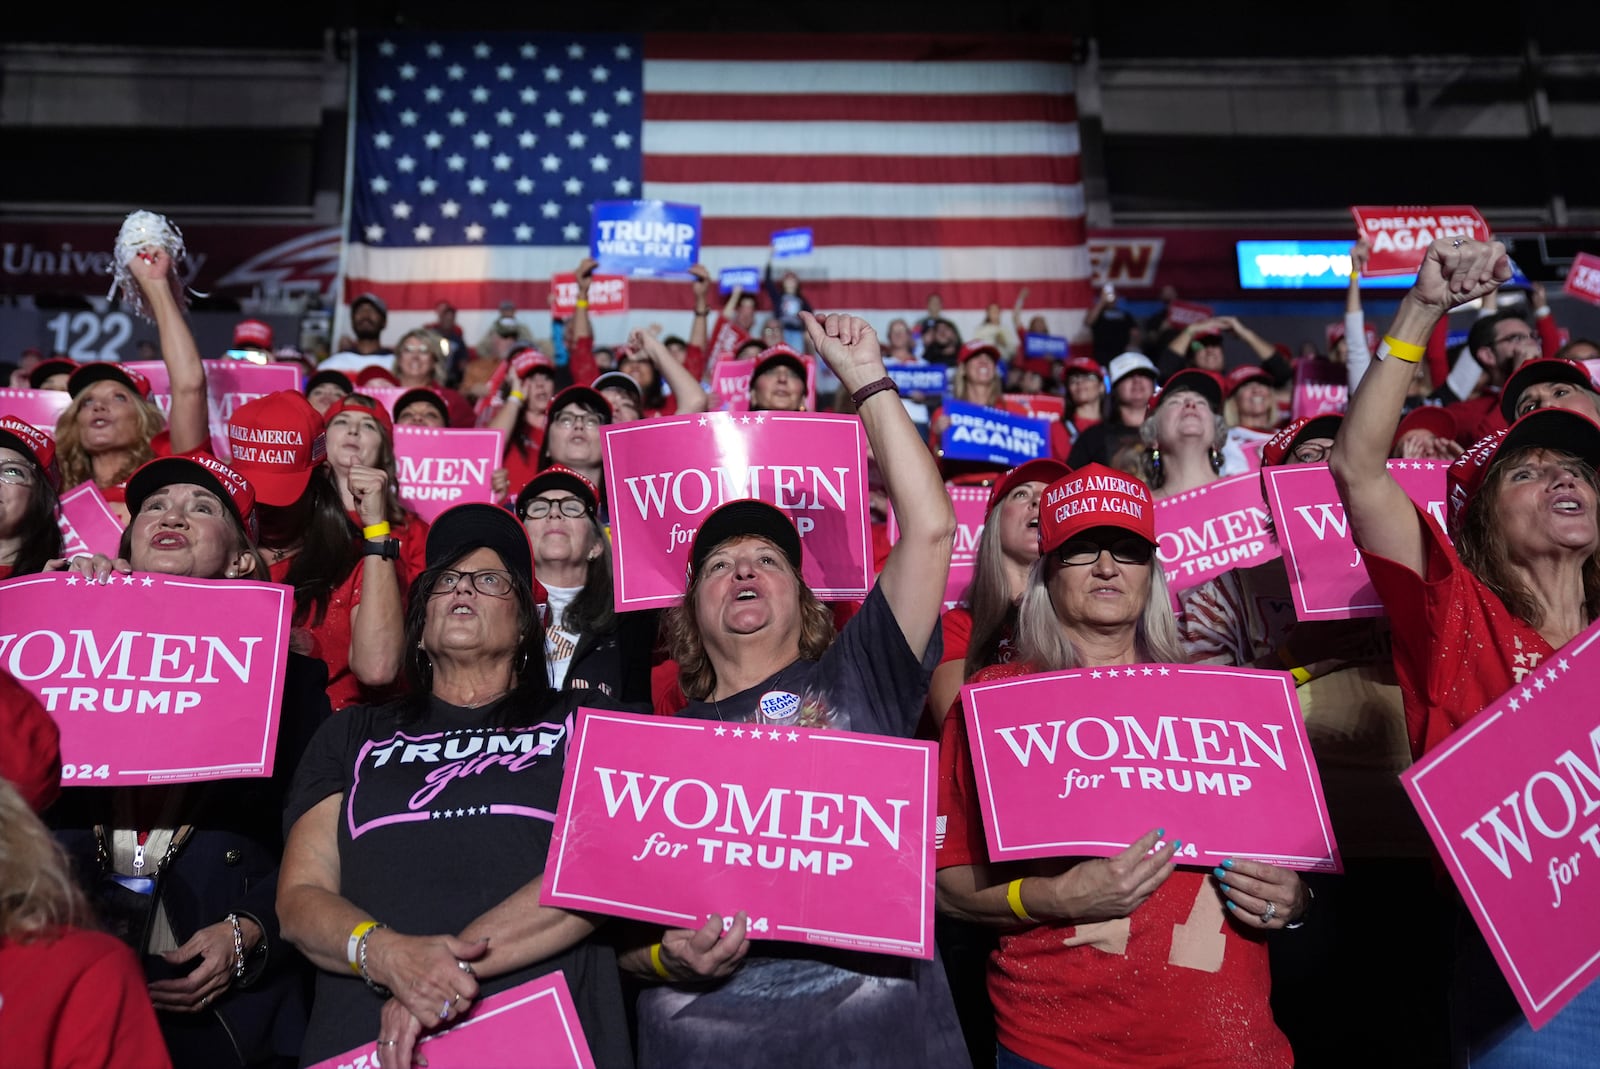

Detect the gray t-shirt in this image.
[634,585,967,1069]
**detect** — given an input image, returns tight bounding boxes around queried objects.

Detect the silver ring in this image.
[457,960,475,975]
[440,1000,452,1019]
[378,1041,398,1046]
[1260,901,1278,924]
[1451,238,1465,248]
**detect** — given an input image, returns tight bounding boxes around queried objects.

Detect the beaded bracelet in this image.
[228,912,246,981]
[357,922,393,997]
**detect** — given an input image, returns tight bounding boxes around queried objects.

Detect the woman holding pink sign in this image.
[937,464,1309,1069]
[321,394,431,593]
[50,453,330,1069]
[1330,236,1600,1063]
[621,311,968,1069]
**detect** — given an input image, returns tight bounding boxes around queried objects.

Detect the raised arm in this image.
[1345,238,1374,391]
[629,329,707,415]
[686,264,711,360]
[1329,237,1511,575]
[130,247,210,453]
[570,257,595,344]
[802,310,954,657]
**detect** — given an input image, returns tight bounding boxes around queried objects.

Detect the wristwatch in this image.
[361,538,400,561]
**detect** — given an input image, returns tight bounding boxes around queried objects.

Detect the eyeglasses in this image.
[1056,538,1154,567]
[1290,442,1332,464]
[430,568,515,598]
[553,412,604,430]
[0,463,36,486]
[522,496,589,519]
[1494,332,1538,347]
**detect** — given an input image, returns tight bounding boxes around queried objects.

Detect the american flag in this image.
[343,32,1089,347]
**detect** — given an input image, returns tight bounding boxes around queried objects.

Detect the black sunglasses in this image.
[1056,538,1154,567]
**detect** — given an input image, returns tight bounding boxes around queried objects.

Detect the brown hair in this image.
[395,329,446,384]
[950,362,1003,408]
[328,395,409,525]
[1455,447,1600,628]
[663,539,836,700]
[54,389,166,492]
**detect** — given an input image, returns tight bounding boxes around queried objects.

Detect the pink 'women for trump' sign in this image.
[542,709,937,960]
[126,360,301,460]
[601,412,871,611]
[56,482,126,558]
[1263,460,1449,620]
[393,425,506,522]
[960,665,1341,872]
[305,973,596,1069]
[0,573,291,785]
[888,483,989,611]
[1154,471,1279,595]
[1402,617,1600,1029]
[0,388,71,437]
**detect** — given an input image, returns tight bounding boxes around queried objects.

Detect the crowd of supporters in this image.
[2,232,1599,1069]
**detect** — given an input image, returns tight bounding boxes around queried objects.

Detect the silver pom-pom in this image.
[108,210,188,322]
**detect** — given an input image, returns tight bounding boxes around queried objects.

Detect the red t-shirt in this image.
[938,661,1290,1069]
[0,929,172,1069]
[1361,503,1555,759]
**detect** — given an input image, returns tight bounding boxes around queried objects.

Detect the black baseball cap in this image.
[394,386,450,426]
[516,465,600,519]
[425,503,534,591]
[688,500,803,580]
[305,368,355,397]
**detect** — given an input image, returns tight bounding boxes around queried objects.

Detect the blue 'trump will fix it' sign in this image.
[590,200,701,277]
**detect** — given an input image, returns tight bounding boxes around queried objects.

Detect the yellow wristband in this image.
[348,920,380,973]
[1276,645,1312,686]
[362,522,391,540]
[509,389,526,403]
[649,943,671,980]
[575,299,589,309]
[1006,878,1035,923]
[1349,271,1360,282]
[1380,335,1425,364]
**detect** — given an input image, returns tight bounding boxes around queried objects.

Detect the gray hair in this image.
[1012,555,1187,670]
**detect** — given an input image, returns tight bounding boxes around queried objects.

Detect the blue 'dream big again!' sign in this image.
[771,228,813,258]
[884,363,950,395]
[1023,334,1069,358]
[591,201,701,277]
[939,400,1050,465]
[719,267,762,294]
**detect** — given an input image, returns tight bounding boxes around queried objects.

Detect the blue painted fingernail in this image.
[1225,900,1237,911]
[1172,841,1183,851]
[1221,858,1235,869]
[1157,828,1166,837]
[1213,867,1228,881]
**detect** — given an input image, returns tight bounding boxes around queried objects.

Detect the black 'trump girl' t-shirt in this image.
[284,693,633,1068]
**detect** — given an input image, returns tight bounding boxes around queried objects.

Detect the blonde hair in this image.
[1012,555,1187,670]
[951,363,1004,408]
[0,779,92,941]
[396,329,447,384]
[54,389,166,492]
[663,542,836,700]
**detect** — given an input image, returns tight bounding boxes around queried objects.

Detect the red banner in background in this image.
[1,223,338,298]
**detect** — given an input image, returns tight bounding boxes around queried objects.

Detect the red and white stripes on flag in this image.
[343,34,1089,348]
